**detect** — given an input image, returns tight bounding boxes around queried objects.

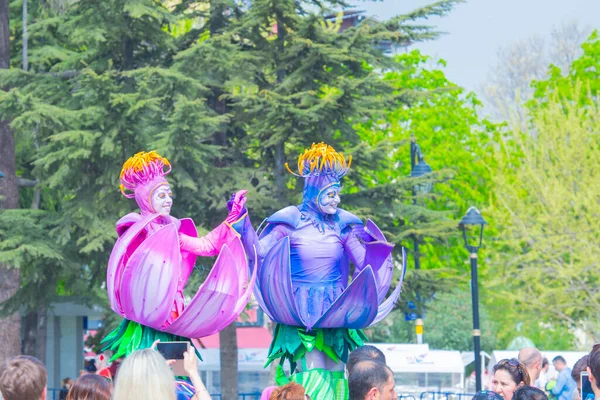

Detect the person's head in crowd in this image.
[84,359,97,374]
[66,374,111,400]
[348,360,397,400]
[62,378,73,390]
[586,349,600,398]
[513,386,549,400]
[472,390,504,400]
[0,355,48,400]
[572,355,589,400]
[553,356,568,372]
[347,346,387,375]
[269,383,311,400]
[261,386,277,400]
[492,358,531,400]
[112,349,176,400]
[542,358,550,374]
[519,348,544,383]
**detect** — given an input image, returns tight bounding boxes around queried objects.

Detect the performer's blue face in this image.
[318,184,341,215]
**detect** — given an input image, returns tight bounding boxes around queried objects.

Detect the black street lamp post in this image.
[459,207,487,392]
[409,135,432,271]
[409,136,432,344]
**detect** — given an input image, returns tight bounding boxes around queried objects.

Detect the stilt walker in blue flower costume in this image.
[233,143,405,400]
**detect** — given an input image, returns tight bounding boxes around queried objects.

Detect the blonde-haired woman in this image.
[112,349,176,400]
[112,349,210,400]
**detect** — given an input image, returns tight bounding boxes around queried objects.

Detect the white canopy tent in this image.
[371,344,465,392]
[371,344,464,373]
[197,348,270,372]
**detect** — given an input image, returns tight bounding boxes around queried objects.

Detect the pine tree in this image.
[0,0,221,362]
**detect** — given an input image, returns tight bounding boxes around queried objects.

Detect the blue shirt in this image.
[551,367,577,400]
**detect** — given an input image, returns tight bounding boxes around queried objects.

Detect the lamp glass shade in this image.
[459,207,487,226]
[409,160,432,178]
[410,160,433,194]
[459,207,487,251]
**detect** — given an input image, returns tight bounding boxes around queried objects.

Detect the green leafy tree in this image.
[487,31,600,349]
[353,50,500,327]
[355,50,499,270]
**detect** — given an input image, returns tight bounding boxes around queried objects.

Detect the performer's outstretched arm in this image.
[179,223,238,256]
[179,190,248,256]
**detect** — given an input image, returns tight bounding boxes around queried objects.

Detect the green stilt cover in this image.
[276,366,349,400]
[266,323,367,372]
[266,323,366,400]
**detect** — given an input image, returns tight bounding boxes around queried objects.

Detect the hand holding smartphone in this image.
[156,341,190,376]
[581,372,595,400]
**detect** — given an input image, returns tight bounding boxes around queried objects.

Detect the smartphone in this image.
[581,372,595,400]
[156,341,190,376]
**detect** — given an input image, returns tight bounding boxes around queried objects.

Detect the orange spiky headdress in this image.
[285,142,352,180]
[287,143,352,212]
[119,151,171,200]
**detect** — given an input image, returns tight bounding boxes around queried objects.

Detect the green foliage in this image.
[424,290,496,352]
[531,30,600,108]
[486,31,600,349]
[351,50,501,329]
[369,288,497,353]
[355,50,499,270]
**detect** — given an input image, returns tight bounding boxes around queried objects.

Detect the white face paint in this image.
[318,184,341,215]
[151,184,173,216]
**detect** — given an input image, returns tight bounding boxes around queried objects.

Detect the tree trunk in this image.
[219,321,238,400]
[273,17,287,198]
[210,6,237,395]
[0,0,22,364]
[0,0,8,71]
[22,0,27,71]
[209,0,225,36]
[273,142,286,196]
[0,266,21,363]
[21,307,46,363]
[22,311,37,356]
[36,306,47,363]
[209,1,228,150]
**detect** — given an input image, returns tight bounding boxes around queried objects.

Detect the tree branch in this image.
[17,178,38,187]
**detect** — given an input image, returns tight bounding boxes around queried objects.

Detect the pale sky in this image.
[349,0,600,95]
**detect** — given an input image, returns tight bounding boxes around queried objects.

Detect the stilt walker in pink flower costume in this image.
[232,143,405,400]
[101,151,256,361]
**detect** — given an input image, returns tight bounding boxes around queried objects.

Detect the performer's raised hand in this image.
[226,190,248,223]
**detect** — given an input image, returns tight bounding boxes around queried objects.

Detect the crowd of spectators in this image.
[0,345,210,400]
[0,344,399,400]
[481,344,600,400]
[4,343,600,400]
